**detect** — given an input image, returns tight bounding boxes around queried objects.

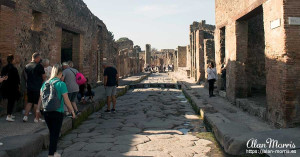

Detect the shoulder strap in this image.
[69,69,77,77]
[51,79,60,85]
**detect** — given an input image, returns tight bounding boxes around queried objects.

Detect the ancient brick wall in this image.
[246,12,266,95]
[282,0,300,127]
[0,0,120,115]
[214,0,300,128]
[186,45,191,70]
[177,46,187,67]
[0,0,118,85]
[204,39,215,81]
[189,21,215,83]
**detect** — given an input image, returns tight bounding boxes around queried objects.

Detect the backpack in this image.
[41,80,61,112]
[70,69,87,85]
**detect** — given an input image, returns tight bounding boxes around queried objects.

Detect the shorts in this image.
[105,86,117,97]
[27,91,40,104]
[68,92,78,102]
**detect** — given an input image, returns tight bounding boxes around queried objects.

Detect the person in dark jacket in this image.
[1,54,20,122]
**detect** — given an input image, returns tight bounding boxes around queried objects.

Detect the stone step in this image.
[235,98,267,121]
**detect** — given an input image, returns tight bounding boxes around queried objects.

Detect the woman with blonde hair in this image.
[36,64,75,157]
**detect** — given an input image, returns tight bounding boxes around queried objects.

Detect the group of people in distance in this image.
[0,52,119,157]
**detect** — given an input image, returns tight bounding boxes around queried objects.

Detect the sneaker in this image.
[34,118,45,123]
[10,115,15,119]
[105,109,111,113]
[6,116,15,122]
[66,113,73,118]
[23,116,28,122]
[54,153,61,157]
[111,109,116,113]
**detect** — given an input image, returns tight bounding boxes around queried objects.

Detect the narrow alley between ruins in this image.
[38,73,224,157]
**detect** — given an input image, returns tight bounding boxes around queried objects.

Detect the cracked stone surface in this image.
[38,73,217,157]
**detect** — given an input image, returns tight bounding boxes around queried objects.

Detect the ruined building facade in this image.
[177,46,187,68]
[161,49,176,66]
[188,21,215,83]
[116,38,142,77]
[0,0,118,85]
[215,0,300,128]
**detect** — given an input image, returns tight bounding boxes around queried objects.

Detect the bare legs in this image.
[107,96,116,110]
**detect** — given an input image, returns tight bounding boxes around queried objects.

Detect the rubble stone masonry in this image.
[177,46,187,67]
[0,0,118,85]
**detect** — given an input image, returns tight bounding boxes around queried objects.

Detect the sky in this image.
[83,0,215,50]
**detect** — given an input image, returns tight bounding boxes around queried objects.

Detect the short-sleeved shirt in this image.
[62,68,79,93]
[104,67,118,86]
[25,62,45,92]
[41,78,68,113]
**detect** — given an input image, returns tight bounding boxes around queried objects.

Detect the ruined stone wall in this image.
[282,0,300,127]
[177,46,187,67]
[116,39,134,51]
[186,45,191,70]
[204,39,215,81]
[214,0,300,128]
[145,44,151,66]
[189,20,215,83]
[246,12,266,95]
[0,0,117,85]
[0,0,118,115]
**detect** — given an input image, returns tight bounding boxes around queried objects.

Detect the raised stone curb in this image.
[0,73,151,157]
[170,73,300,157]
[0,134,43,157]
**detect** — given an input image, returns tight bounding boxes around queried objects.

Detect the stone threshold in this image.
[0,73,151,157]
[170,72,300,157]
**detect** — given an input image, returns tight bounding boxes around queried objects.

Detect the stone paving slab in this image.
[0,72,150,157]
[36,73,217,157]
[170,72,300,157]
[43,88,211,157]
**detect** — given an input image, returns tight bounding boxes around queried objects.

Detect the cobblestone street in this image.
[39,73,221,157]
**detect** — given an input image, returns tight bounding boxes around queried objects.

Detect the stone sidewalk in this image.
[170,72,300,157]
[0,72,151,157]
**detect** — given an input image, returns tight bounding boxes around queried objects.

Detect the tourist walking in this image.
[62,62,80,115]
[36,64,76,157]
[207,62,217,97]
[42,59,52,80]
[1,54,20,122]
[23,53,46,122]
[103,63,119,113]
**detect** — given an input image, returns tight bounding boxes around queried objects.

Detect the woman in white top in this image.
[207,62,217,97]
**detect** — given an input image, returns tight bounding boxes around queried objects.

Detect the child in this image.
[77,82,86,104]
[85,83,95,102]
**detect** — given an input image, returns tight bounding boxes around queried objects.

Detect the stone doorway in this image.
[246,10,266,105]
[220,27,226,92]
[235,6,267,120]
[61,30,73,63]
[60,29,81,70]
